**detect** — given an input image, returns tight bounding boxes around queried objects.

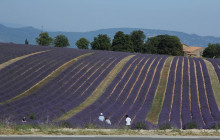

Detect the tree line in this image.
[31,30,186,56]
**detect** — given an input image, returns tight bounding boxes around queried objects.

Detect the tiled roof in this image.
[183,46,204,52]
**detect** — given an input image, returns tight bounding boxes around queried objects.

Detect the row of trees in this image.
[34,30,184,56]
[202,43,220,58]
[35,32,69,47]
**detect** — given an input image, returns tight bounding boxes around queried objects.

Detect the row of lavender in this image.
[68,54,167,127]
[0,43,52,64]
[0,47,90,102]
[0,48,130,123]
[206,58,220,82]
[158,56,220,129]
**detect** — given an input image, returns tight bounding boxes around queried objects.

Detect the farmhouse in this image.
[182,43,204,57]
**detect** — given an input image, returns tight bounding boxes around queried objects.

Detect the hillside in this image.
[1,24,220,48]
[0,43,220,129]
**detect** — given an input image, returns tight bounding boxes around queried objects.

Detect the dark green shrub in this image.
[159,123,172,130]
[29,113,35,120]
[183,122,198,129]
[132,122,148,130]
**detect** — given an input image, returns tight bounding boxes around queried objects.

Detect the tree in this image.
[25,39,29,45]
[36,32,53,46]
[91,34,111,50]
[144,35,183,56]
[203,43,220,58]
[130,30,146,53]
[112,31,134,52]
[54,35,70,47]
[76,38,90,49]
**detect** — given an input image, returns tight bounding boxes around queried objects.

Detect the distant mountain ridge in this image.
[0,24,220,48]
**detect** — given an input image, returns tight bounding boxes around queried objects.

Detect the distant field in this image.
[0,43,219,130]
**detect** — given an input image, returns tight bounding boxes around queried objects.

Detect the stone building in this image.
[182,43,204,57]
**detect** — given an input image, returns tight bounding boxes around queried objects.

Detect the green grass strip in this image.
[204,59,220,109]
[0,50,49,70]
[54,55,135,121]
[0,52,93,105]
[146,56,173,124]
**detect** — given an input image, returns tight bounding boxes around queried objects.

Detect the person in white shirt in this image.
[105,117,111,125]
[98,113,105,121]
[125,115,131,126]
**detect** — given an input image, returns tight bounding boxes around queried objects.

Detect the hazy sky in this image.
[0,0,219,37]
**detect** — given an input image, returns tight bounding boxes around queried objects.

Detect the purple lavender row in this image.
[158,56,178,126]
[0,52,107,120]
[103,56,151,125]
[181,57,192,128]
[0,43,52,64]
[131,56,167,122]
[46,58,123,122]
[188,57,205,128]
[0,52,61,99]
[194,58,214,126]
[169,56,183,128]
[0,50,84,102]
[112,56,159,124]
[68,55,142,124]
[198,58,220,121]
[6,52,128,122]
[206,58,220,82]
[0,51,52,86]
[24,52,128,122]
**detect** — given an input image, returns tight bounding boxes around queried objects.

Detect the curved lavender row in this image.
[198,58,220,121]
[0,53,105,120]
[206,58,220,82]
[44,58,123,122]
[0,48,85,91]
[0,50,85,102]
[188,58,205,128]
[4,52,127,122]
[19,52,128,122]
[169,57,182,128]
[103,56,150,124]
[99,57,145,121]
[0,53,62,99]
[0,51,51,85]
[0,43,52,64]
[130,56,167,125]
[68,55,142,124]
[158,56,178,126]
[194,58,214,126]
[181,57,192,128]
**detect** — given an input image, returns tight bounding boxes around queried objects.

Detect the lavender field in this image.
[0,43,219,129]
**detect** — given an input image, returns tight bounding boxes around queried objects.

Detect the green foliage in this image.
[76,38,90,49]
[130,30,146,53]
[83,123,97,129]
[183,122,198,129]
[59,121,72,128]
[112,31,134,52]
[159,123,172,130]
[91,34,111,50]
[131,122,148,130]
[202,43,220,58]
[144,35,183,56]
[36,32,53,46]
[29,113,35,120]
[54,34,70,47]
[25,39,29,45]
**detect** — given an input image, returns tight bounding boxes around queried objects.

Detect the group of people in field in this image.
[21,113,132,127]
[98,113,131,126]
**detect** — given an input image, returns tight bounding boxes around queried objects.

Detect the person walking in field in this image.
[125,114,131,126]
[22,117,26,123]
[99,113,105,121]
[105,117,111,125]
